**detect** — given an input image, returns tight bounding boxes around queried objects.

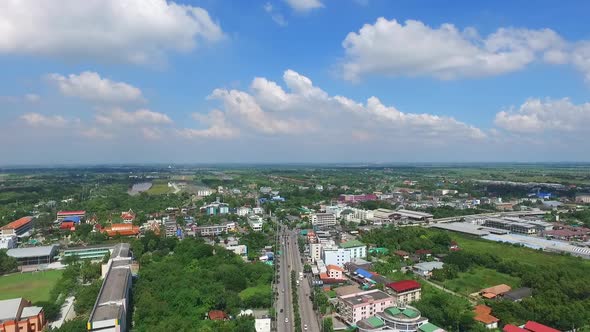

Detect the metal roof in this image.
[0,298,22,321]
[7,245,57,258]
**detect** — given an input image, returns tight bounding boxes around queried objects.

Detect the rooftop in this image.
[502,287,533,301]
[7,245,57,258]
[480,284,511,296]
[0,298,22,321]
[0,216,33,230]
[339,290,392,306]
[474,304,499,325]
[419,322,446,332]
[340,240,365,249]
[524,321,561,332]
[57,210,86,215]
[386,280,421,293]
[503,325,528,332]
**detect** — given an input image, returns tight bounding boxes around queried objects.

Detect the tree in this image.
[322,317,334,332]
[0,249,17,275]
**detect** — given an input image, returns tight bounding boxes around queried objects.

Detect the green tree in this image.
[0,249,17,275]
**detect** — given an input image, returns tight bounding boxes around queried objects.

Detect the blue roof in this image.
[355,268,373,279]
[62,216,81,223]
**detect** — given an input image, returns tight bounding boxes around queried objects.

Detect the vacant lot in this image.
[147,180,172,195]
[442,267,521,296]
[0,270,63,302]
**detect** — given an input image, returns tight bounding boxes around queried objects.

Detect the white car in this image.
[304,324,308,330]
[285,318,289,323]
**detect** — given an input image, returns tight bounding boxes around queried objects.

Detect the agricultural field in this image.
[147,179,172,195]
[442,267,521,296]
[0,270,63,302]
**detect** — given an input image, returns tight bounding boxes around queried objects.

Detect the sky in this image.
[1,0,590,165]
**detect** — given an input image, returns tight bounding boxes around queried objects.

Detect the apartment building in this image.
[339,240,366,260]
[386,280,422,305]
[338,290,395,324]
[311,213,337,228]
[322,247,351,267]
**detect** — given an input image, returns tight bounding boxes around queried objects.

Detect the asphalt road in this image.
[276,227,320,332]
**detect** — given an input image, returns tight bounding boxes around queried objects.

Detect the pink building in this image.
[327,265,345,279]
[338,290,395,324]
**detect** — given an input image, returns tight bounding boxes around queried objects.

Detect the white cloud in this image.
[264,2,287,26]
[285,0,324,12]
[95,108,173,125]
[0,0,223,64]
[495,98,590,133]
[20,113,71,128]
[341,18,566,80]
[178,110,238,139]
[197,69,484,142]
[47,72,144,103]
[571,42,590,82]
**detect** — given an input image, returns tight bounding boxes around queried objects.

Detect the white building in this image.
[322,246,351,267]
[312,213,337,228]
[339,240,366,260]
[0,235,17,249]
[315,184,324,191]
[252,207,264,215]
[197,188,213,197]
[237,206,252,216]
[226,244,248,257]
[310,243,323,263]
[248,215,264,232]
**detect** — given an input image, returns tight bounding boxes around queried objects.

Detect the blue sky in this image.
[1,0,589,165]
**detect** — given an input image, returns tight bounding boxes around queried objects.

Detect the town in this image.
[1,165,589,332]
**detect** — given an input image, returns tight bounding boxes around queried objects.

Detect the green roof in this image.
[369,247,389,254]
[385,307,401,316]
[365,316,384,328]
[419,322,442,332]
[402,308,419,318]
[340,240,365,248]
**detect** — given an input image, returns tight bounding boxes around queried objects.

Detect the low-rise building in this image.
[225,244,248,258]
[386,280,422,305]
[474,304,499,329]
[7,245,58,268]
[57,210,86,222]
[0,298,45,332]
[0,217,34,238]
[412,262,444,278]
[575,193,590,204]
[338,290,395,324]
[195,222,236,236]
[479,284,511,299]
[248,215,264,232]
[356,305,444,332]
[326,264,345,279]
[236,206,252,216]
[311,213,337,228]
[0,235,17,250]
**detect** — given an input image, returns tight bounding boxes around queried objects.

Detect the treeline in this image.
[360,226,453,254]
[434,250,590,329]
[133,238,273,331]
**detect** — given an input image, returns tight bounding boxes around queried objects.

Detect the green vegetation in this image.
[146,179,172,195]
[291,270,302,332]
[0,270,63,302]
[0,249,17,275]
[442,267,521,296]
[133,239,273,331]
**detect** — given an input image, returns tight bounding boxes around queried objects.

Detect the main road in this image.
[275,226,320,332]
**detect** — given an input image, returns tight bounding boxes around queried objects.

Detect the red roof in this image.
[386,280,421,293]
[524,321,561,332]
[474,304,499,324]
[327,264,344,272]
[57,210,86,216]
[0,216,33,230]
[60,221,75,230]
[503,325,528,332]
[208,310,227,320]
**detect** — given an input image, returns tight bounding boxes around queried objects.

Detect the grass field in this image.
[147,180,172,195]
[0,270,63,302]
[450,232,590,269]
[442,267,521,296]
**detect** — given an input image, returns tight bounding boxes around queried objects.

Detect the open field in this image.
[0,270,63,302]
[449,232,590,269]
[442,267,521,296]
[147,180,172,195]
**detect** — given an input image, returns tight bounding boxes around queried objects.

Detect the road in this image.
[276,227,320,332]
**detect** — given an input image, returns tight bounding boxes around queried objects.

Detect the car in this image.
[304,324,308,330]
[280,308,283,313]
[282,289,284,293]
[285,318,289,323]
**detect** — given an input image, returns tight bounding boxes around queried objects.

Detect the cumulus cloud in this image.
[495,98,590,133]
[177,110,238,139]
[193,69,485,143]
[341,18,567,80]
[47,72,144,103]
[0,0,223,64]
[285,0,324,12]
[20,113,71,128]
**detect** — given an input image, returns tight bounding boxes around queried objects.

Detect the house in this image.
[503,321,561,332]
[393,250,410,260]
[473,304,499,329]
[412,262,444,278]
[415,249,432,257]
[480,284,511,299]
[0,298,45,332]
[501,287,533,302]
[326,264,345,280]
[208,310,228,321]
[386,280,421,305]
[121,209,135,223]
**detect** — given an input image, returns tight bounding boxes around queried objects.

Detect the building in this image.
[197,188,213,197]
[100,223,140,237]
[236,206,252,216]
[120,210,135,223]
[208,310,228,321]
[259,187,272,194]
[0,217,34,238]
[7,245,58,267]
[248,215,264,232]
[311,213,337,228]
[412,262,444,278]
[225,244,248,258]
[194,222,236,237]
[474,304,499,329]
[255,318,271,332]
[0,235,17,250]
[501,287,533,302]
[87,244,132,332]
[322,247,351,267]
[57,211,86,222]
[0,298,45,332]
[164,220,178,238]
[201,202,229,216]
[503,321,561,332]
[310,243,322,263]
[392,210,434,223]
[479,284,511,299]
[386,280,422,305]
[326,264,345,279]
[339,194,378,202]
[62,245,114,261]
[338,290,395,324]
[340,240,366,260]
[356,305,444,332]
[575,193,590,204]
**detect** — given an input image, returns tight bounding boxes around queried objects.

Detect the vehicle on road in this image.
[285,318,289,323]
[304,324,308,330]
[280,308,283,313]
